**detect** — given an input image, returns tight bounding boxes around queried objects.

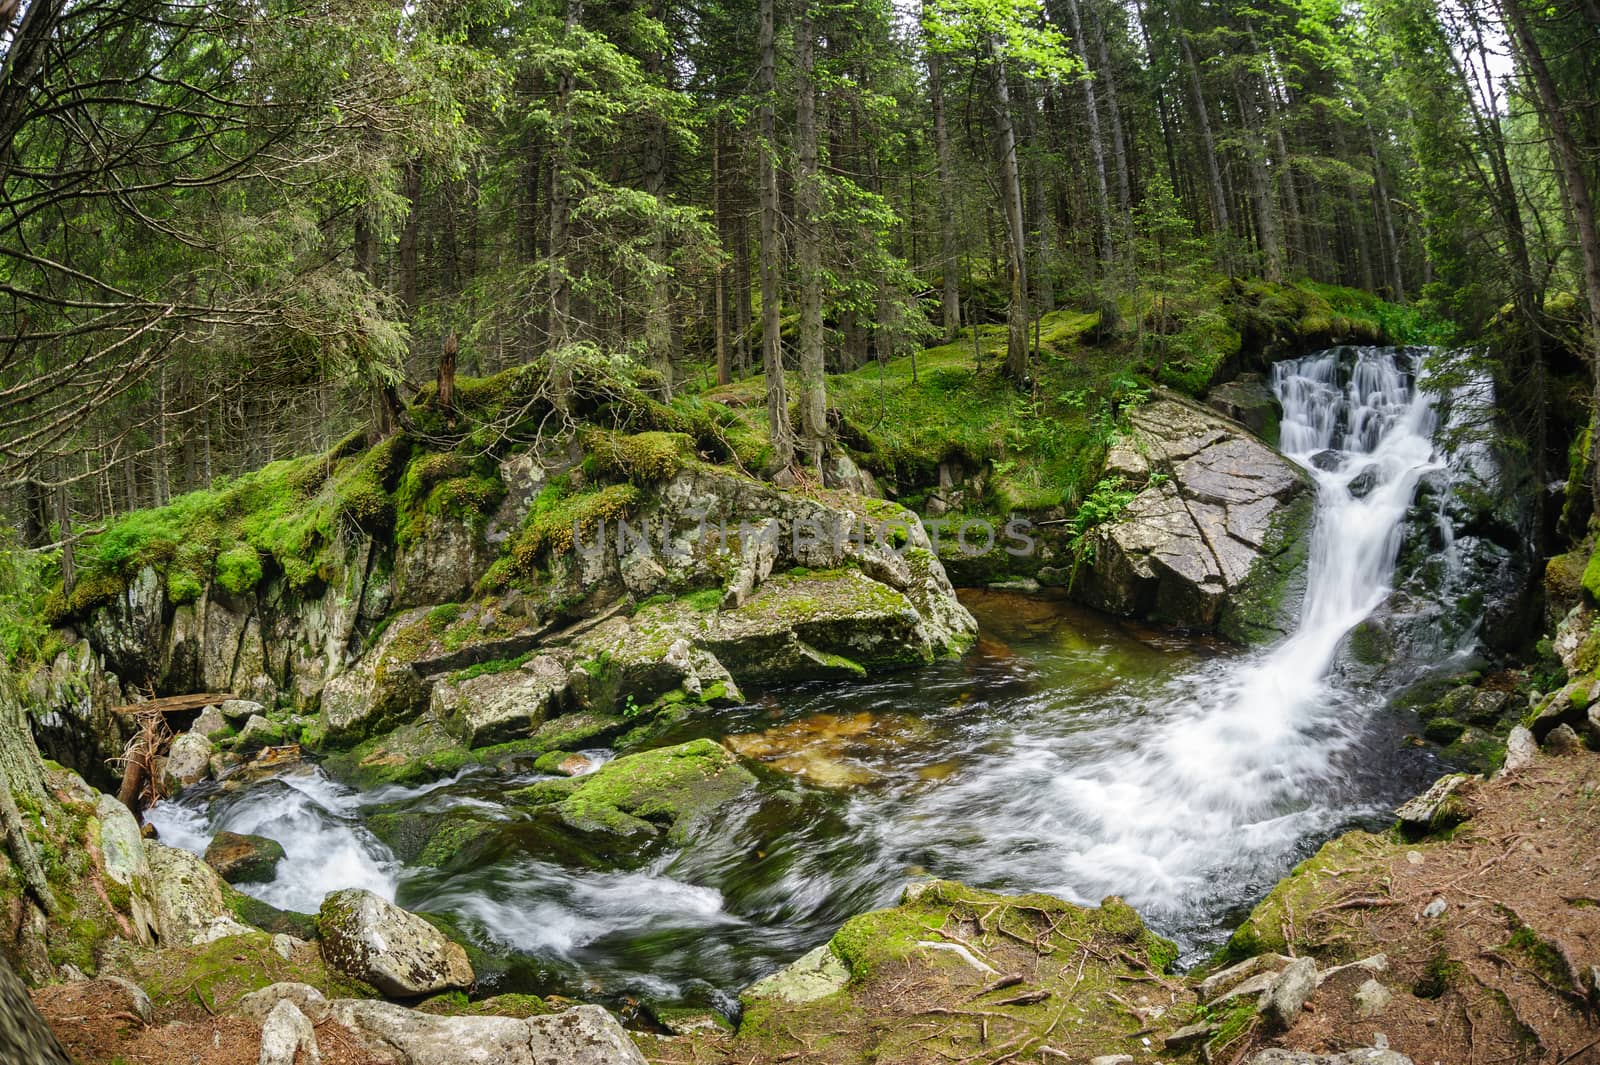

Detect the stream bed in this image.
[148,348,1481,1016]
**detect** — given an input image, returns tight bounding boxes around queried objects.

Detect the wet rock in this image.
[327,1000,646,1065]
[204,831,285,885]
[1395,773,1474,836]
[1262,955,1318,1030]
[259,998,320,1065]
[1544,723,1583,754]
[511,739,759,852]
[1354,978,1392,1016]
[1347,465,1379,499]
[1467,689,1513,725]
[144,842,255,945]
[1206,374,1280,441]
[235,982,331,1026]
[725,710,932,788]
[317,888,474,998]
[162,731,213,794]
[1075,397,1312,644]
[236,714,287,752]
[95,795,158,945]
[743,944,851,1005]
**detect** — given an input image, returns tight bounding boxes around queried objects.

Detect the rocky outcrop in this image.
[1075,396,1312,641]
[317,889,474,998]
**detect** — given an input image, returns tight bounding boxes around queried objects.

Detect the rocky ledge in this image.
[1075,392,1313,642]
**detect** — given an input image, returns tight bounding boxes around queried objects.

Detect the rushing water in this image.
[149,347,1477,1014]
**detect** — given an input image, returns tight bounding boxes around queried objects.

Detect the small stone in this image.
[1498,726,1537,777]
[103,976,154,1025]
[1395,773,1473,835]
[219,698,266,724]
[271,934,303,961]
[1405,851,1424,865]
[556,753,597,776]
[204,831,285,885]
[1588,704,1600,746]
[259,998,320,1065]
[1354,978,1391,1016]
[1261,955,1318,1031]
[1088,1057,1134,1065]
[1422,897,1448,919]
[1544,723,1582,755]
[236,714,286,751]
[193,705,228,739]
[1163,1021,1215,1050]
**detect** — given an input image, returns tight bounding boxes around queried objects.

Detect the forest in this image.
[3,0,1600,1063]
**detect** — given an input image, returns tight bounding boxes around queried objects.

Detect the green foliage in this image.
[510,479,640,576]
[581,429,690,484]
[1066,477,1139,574]
[0,527,50,664]
[215,544,264,596]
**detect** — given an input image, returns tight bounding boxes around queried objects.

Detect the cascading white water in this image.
[144,347,1480,1000]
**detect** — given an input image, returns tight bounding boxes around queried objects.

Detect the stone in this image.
[1088,1057,1135,1065]
[204,831,285,885]
[162,731,213,794]
[1198,953,1292,1002]
[742,943,851,1005]
[555,753,596,776]
[1544,723,1583,754]
[1422,897,1447,919]
[1205,374,1279,440]
[193,704,229,739]
[431,654,569,747]
[317,889,474,998]
[318,608,430,744]
[1395,773,1474,835]
[235,982,331,1026]
[236,714,287,752]
[144,842,255,945]
[95,795,158,945]
[271,934,302,960]
[1075,398,1311,643]
[104,976,154,1025]
[219,698,266,724]
[1247,1051,1413,1065]
[1589,704,1600,746]
[1163,1021,1215,1050]
[1498,726,1537,777]
[259,999,320,1065]
[1354,978,1392,1016]
[1261,955,1318,1031]
[327,1001,647,1065]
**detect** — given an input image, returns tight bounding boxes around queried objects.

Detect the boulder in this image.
[1074,397,1312,643]
[235,982,331,1025]
[430,654,569,747]
[162,731,213,793]
[1498,726,1537,777]
[220,699,267,724]
[1544,723,1583,754]
[144,842,255,945]
[743,943,851,1005]
[328,1001,646,1065]
[95,795,158,945]
[1394,773,1474,836]
[259,999,320,1065]
[236,714,287,752]
[1261,955,1318,1030]
[1197,953,1292,1002]
[1205,374,1280,441]
[317,889,473,998]
[193,704,229,740]
[204,831,286,885]
[319,608,431,744]
[511,739,759,852]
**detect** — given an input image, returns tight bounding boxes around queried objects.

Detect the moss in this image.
[215,543,264,595]
[1223,830,1401,962]
[582,428,691,483]
[132,931,375,1014]
[681,587,723,612]
[510,480,640,575]
[1581,545,1600,603]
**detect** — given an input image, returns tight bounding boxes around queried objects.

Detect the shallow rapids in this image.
[149,347,1475,1012]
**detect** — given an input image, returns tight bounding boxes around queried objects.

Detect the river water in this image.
[148,347,1477,1014]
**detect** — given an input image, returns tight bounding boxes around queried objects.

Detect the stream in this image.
[147,347,1483,1015]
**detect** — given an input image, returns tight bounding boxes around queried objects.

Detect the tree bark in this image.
[927,34,961,340]
[758,0,795,469]
[1172,4,1231,263]
[1063,0,1113,265]
[794,2,827,472]
[989,38,1030,382]
[0,952,74,1065]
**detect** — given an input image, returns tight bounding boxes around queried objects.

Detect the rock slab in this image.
[317,888,473,998]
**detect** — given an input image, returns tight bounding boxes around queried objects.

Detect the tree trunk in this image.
[399,158,421,315]
[794,2,826,472]
[990,38,1030,382]
[0,952,74,1065]
[0,675,57,919]
[548,0,582,355]
[1063,0,1113,265]
[758,0,795,469]
[713,123,731,386]
[1172,5,1231,262]
[927,33,961,341]
[643,3,675,399]
[1091,0,1131,220]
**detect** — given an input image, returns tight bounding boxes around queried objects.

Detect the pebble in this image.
[1422,897,1447,919]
